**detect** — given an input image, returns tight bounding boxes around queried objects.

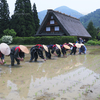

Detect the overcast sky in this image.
[7,0,100,16]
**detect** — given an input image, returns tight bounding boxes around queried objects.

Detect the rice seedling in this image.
[56,83,58,85]
[58,93,60,97]
[63,90,65,94]
[79,79,81,82]
[51,98,54,100]
[9,86,12,89]
[35,92,37,96]
[99,94,100,97]
[89,85,90,88]
[85,88,88,92]
[79,93,81,98]
[75,97,77,100]
[82,92,84,95]
[69,76,71,78]
[73,84,75,87]
[3,81,5,83]
[67,87,69,91]
[40,90,42,93]
[19,88,21,91]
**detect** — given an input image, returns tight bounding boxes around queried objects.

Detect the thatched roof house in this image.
[35,9,91,38]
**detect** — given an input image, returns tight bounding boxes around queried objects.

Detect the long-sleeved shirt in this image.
[10,46,25,58]
[0,52,4,59]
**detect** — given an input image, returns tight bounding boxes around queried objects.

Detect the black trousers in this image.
[56,49,61,57]
[10,54,20,65]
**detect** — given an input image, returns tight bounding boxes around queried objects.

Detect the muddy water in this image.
[0,46,100,100]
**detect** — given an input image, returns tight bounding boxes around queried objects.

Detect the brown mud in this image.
[0,46,100,100]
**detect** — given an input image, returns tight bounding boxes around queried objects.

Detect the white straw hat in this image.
[68,42,74,46]
[0,43,11,55]
[43,45,48,52]
[19,45,29,54]
[75,43,84,48]
[56,44,61,51]
[63,45,70,49]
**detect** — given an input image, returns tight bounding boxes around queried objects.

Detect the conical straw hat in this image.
[43,45,48,52]
[68,42,74,46]
[0,43,11,55]
[75,43,82,48]
[64,45,70,49]
[56,44,61,51]
[19,45,29,54]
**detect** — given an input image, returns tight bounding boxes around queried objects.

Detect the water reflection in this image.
[0,46,100,100]
[2,67,100,100]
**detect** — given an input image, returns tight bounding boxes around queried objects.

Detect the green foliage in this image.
[12,36,77,45]
[86,21,97,39]
[32,3,40,33]
[86,40,100,45]
[3,29,17,37]
[10,0,35,37]
[80,9,100,28]
[0,0,10,38]
[2,35,13,44]
[87,40,96,45]
[97,32,100,40]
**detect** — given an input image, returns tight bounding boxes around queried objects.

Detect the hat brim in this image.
[69,42,74,46]
[43,45,48,52]
[64,45,70,49]
[75,43,82,48]
[56,44,61,50]
[0,43,11,55]
[19,45,29,54]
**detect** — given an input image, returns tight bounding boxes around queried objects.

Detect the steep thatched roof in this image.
[36,9,91,38]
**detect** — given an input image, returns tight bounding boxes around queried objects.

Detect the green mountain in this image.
[80,9,100,28]
[38,6,84,24]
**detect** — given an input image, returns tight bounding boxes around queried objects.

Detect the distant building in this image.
[35,9,91,38]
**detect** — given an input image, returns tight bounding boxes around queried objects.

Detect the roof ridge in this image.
[48,9,79,20]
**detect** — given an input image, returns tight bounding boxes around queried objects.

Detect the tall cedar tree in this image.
[0,0,10,38]
[32,3,39,33]
[87,21,97,39]
[11,0,35,37]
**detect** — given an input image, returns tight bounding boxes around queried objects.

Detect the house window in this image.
[51,16,53,19]
[50,20,54,24]
[46,27,50,31]
[54,26,59,31]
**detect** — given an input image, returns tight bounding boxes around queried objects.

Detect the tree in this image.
[86,21,97,39]
[11,0,35,37]
[3,29,17,37]
[32,3,40,33]
[0,0,10,38]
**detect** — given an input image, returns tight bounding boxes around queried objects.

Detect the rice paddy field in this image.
[0,46,100,100]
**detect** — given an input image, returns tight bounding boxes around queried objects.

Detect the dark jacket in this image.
[0,52,4,59]
[30,44,44,59]
[10,46,25,58]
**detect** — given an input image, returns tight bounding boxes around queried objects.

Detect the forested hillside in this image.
[38,6,84,24]
[80,9,100,28]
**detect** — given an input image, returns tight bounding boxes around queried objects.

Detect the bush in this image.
[12,36,77,45]
[3,29,17,37]
[2,35,13,44]
[87,40,100,45]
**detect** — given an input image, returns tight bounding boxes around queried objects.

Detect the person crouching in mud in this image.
[29,44,46,62]
[0,43,10,65]
[51,44,61,57]
[10,45,29,66]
